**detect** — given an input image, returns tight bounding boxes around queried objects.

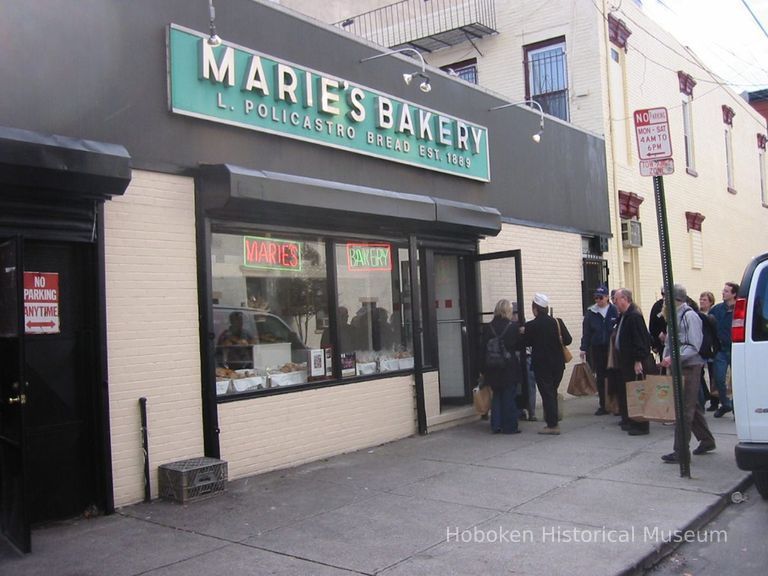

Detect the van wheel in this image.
[754,471,768,500]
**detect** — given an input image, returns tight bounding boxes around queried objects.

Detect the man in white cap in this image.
[523,293,572,434]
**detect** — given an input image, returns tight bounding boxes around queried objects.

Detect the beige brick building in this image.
[280,0,768,316]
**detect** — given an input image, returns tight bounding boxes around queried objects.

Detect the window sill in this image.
[727,187,738,195]
[685,167,698,177]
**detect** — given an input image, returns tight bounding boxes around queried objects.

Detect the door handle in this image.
[7,394,26,405]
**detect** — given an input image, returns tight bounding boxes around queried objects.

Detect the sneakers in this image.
[538,426,561,435]
[661,452,679,463]
[692,442,716,455]
[527,415,538,422]
[594,407,609,416]
[713,406,733,418]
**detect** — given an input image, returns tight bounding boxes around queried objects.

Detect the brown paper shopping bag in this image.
[627,375,675,423]
[566,363,598,396]
[473,385,492,415]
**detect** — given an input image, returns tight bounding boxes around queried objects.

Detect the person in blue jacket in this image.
[580,285,619,415]
[709,281,739,417]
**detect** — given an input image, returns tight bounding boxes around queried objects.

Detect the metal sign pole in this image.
[652,175,690,478]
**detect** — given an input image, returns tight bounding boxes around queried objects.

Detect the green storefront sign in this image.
[168,25,490,181]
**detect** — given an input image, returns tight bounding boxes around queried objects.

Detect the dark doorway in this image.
[1,237,104,555]
[0,237,30,553]
[582,257,609,313]
[23,240,102,524]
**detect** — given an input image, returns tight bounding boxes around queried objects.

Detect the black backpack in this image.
[683,309,720,359]
[485,322,512,370]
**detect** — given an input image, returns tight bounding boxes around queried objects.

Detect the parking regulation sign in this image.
[634,107,672,160]
[639,158,675,177]
[23,271,60,334]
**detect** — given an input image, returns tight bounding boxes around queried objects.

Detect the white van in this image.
[732,252,768,499]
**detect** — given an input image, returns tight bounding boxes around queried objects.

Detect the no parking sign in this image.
[23,271,60,334]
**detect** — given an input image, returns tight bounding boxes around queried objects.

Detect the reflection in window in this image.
[211,232,329,395]
[334,243,413,378]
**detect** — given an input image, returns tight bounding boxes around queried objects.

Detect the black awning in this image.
[0,126,132,198]
[198,164,501,236]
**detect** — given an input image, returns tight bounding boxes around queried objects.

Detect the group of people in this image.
[479,279,739,464]
[479,293,571,436]
[649,283,739,419]
[580,281,739,463]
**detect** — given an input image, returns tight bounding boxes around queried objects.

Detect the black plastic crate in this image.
[158,457,227,504]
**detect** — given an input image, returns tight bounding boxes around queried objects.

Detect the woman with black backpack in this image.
[479,299,523,434]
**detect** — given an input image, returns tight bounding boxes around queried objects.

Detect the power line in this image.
[605,0,768,89]
[741,0,768,40]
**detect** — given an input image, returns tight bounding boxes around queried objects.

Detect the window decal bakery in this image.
[346,243,392,272]
[243,236,302,271]
[168,24,490,181]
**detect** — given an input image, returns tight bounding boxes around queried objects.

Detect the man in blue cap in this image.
[580,285,619,415]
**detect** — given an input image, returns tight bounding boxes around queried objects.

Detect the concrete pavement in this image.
[0,397,751,576]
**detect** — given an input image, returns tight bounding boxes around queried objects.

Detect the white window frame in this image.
[725,127,735,192]
[760,150,767,206]
[682,97,696,173]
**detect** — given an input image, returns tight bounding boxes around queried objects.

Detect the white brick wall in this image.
[104,170,203,507]
[219,375,416,479]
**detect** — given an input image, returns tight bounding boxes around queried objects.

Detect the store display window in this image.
[335,243,414,378]
[211,231,414,398]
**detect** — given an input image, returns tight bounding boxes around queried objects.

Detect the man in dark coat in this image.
[614,288,652,435]
[523,293,572,435]
[580,285,619,415]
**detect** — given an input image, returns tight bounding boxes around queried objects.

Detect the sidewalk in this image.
[1,397,750,576]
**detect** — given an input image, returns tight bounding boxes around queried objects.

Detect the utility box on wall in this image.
[158,457,228,504]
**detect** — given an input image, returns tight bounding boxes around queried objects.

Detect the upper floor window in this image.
[760,149,766,206]
[725,127,736,193]
[524,38,569,122]
[682,97,696,174]
[759,134,767,206]
[441,58,478,84]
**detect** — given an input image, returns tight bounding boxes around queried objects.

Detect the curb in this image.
[620,473,754,576]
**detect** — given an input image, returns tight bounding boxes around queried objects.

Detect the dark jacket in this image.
[709,302,733,352]
[648,298,666,354]
[480,316,521,390]
[580,303,619,350]
[617,303,651,383]
[523,314,571,381]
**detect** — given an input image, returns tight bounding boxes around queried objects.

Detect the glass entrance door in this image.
[435,254,468,404]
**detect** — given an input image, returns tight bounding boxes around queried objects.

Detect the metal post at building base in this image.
[652,175,690,478]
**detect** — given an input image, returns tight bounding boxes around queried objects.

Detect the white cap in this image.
[533,293,549,308]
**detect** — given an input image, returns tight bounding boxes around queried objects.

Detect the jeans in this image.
[490,381,519,433]
[712,350,732,410]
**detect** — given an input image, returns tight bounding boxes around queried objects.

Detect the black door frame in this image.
[0,237,31,553]
[470,249,527,402]
[0,224,115,553]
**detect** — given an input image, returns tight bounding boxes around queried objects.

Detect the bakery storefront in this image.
[1,0,608,553]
